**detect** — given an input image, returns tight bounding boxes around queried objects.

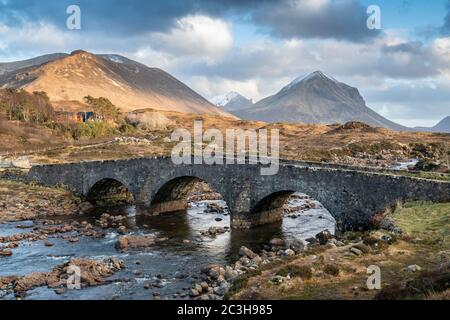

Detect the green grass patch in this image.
[392,201,450,248]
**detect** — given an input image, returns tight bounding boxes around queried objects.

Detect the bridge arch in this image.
[86,178,135,207]
[252,190,296,214]
[149,175,228,215]
[233,189,336,230]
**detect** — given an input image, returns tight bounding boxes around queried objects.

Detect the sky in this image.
[0,0,449,127]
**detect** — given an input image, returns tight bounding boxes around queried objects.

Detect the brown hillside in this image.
[0,50,236,118]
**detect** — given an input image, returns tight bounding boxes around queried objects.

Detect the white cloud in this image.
[151,15,233,64]
[187,76,260,100]
[432,37,450,66]
[0,22,71,52]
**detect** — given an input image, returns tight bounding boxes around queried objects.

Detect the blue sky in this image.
[0,0,449,127]
[361,0,446,28]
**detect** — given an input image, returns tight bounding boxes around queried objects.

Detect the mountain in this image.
[415,116,450,133]
[0,53,68,75]
[210,92,254,111]
[233,71,408,131]
[0,50,234,118]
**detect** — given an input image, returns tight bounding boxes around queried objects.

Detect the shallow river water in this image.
[0,194,335,300]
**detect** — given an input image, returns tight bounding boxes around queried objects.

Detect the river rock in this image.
[143,282,151,289]
[252,255,263,264]
[0,249,13,256]
[118,226,127,235]
[116,235,156,250]
[79,202,94,214]
[315,229,333,245]
[201,226,226,237]
[200,282,209,291]
[352,243,370,253]
[289,240,305,253]
[57,257,124,287]
[350,247,363,256]
[239,257,252,267]
[270,275,285,284]
[133,269,142,276]
[306,237,319,245]
[379,217,403,234]
[54,288,66,295]
[68,237,79,243]
[0,276,18,290]
[190,288,200,297]
[194,283,203,293]
[239,246,258,259]
[407,265,422,272]
[285,249,295,256]
[14,272,48,293]
[205,203,226,213]
[224,267,238,280]
[269,238,285,247]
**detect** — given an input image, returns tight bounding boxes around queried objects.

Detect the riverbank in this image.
[225,201,449,300]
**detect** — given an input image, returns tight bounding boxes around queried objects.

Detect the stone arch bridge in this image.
[27,157,450,231]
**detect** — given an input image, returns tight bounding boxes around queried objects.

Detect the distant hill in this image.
[415,116,450,133]
[0,53,67,75]
[210,92,254,111]
[0,50,235,118]
[232,71,408,131]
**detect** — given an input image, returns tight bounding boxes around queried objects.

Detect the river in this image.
[0,194,335,300]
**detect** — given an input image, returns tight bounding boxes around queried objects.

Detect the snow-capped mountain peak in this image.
[210,92,241,107]
[210,91,254,111]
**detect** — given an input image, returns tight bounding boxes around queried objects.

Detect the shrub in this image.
[67,121,118,139]
[414,159,444,172]
[84,95,123,123]
[276,265,312,279]
[323,264,340,277]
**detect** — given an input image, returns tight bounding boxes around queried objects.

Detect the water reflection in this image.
[90,194,335,261]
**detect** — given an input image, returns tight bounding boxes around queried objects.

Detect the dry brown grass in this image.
[1,109,449,171]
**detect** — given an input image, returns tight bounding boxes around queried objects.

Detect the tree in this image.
[83,95,122,123]
[0,89,54,124]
